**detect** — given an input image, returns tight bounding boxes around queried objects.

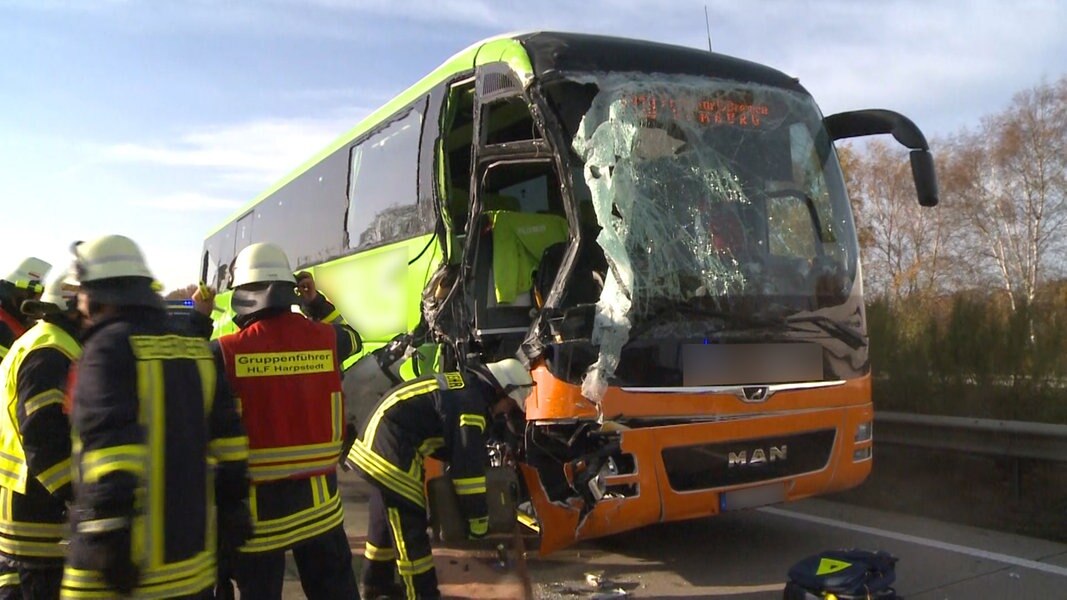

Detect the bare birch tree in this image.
[944,76,1067,310]
[843,141,961,304]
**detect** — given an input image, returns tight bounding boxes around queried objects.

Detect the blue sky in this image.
[2,0,1065,290]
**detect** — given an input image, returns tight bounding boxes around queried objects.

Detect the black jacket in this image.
[64,306,249,597]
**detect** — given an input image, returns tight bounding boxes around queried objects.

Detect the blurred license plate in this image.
[720,483,786,511]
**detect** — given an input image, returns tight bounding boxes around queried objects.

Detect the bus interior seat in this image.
[448,187,521,232]
[471,210,569,343]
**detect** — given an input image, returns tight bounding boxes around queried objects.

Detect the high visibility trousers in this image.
[365,485,438,600]
[234,523,357,600]
[0,556,62,600]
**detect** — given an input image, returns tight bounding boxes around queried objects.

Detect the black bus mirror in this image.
[825,109,939,207]
[909,149,939,207]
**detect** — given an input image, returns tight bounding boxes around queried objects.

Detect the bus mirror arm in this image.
[824,109,939,207]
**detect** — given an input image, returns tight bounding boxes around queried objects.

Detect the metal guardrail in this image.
[874,411,1067,462]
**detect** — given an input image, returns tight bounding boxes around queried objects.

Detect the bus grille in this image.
[662,429,836,491]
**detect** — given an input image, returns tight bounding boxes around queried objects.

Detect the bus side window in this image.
[346,103,427,250]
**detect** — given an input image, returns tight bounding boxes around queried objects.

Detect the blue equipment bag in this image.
[784,549,898,599]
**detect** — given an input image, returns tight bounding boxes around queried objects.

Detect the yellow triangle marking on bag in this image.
[816,557,852,576]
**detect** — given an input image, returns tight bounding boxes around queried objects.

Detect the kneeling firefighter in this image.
[213,243,362,600]
[0,276,82,599]
[346,358,533,599]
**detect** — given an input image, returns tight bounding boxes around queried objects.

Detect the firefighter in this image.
[60,235,251,600]
[346,358,534,599]
[0,276,82,598]
[0,258,51,360]
[212,242,361,600]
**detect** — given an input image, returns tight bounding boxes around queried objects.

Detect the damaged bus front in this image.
[201,32,938,555]
[474,36,939,553]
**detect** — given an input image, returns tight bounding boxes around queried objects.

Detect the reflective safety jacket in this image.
[215,310,358,553]
[61,308,249,599]
[0,318,80,562]
[347,371,493,537]
[216,311,347,483]
[0,307,27,361]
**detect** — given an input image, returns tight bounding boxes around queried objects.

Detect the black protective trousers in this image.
[362,486,439,600]
[0,558,61,600]
[234,524,358,600]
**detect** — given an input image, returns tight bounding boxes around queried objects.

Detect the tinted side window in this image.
[251,145,350,270]
[347,103,429,250]
[202,224,235,290]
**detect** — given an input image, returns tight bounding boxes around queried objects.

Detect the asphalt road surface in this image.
[274,473,1067,599]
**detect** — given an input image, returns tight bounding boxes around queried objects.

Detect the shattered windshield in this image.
[547,72,860,399]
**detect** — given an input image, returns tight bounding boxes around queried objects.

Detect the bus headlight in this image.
[854,421,872,443]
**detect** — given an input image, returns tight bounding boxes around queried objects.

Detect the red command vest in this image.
[217,312,344,483]
[0,309,26,358]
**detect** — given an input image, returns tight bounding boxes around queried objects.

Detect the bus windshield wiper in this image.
[784,315,866,350]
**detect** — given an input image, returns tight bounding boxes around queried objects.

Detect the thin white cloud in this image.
[105,113,365,186]
[129,192,243,213]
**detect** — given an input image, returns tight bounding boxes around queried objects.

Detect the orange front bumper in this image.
[522,403,873,555]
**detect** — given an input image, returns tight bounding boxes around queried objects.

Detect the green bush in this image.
[869,287,1067,424]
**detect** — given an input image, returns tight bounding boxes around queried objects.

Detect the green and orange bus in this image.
[201,32,938,553]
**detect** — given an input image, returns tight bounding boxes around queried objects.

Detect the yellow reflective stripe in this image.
[348,442,424,508]
[37,456,72,493]
[343,327,360,353]
[248,440,341,462]
[209,436,249,463]
[311,475,325,506]
[23,389,65,416]
[0,518,66,538]
[136,359,166,569]
[247,456,340,483]
[0,488,10,521]
[458,413,486,432]
[387,507,416,600]
[363,379,441,447]
[417,436,444,457]
[453,475,487,496]
[468,516,488,536]
[0,451,27,492]
[80,445,146,483]
[396,554,435,576]
[0,534,65,557]
[331,391,343,441]
[241,493,344,553]
[249,482,338,536]
[75,517,129,534]
[61,550,214,598]
[128,335,212,361]
[322,308,342,324]
[196,358,215,417]
[364,541,395,561]
[0,571,17,587]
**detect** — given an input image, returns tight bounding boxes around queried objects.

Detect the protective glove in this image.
[70,525,140,595]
